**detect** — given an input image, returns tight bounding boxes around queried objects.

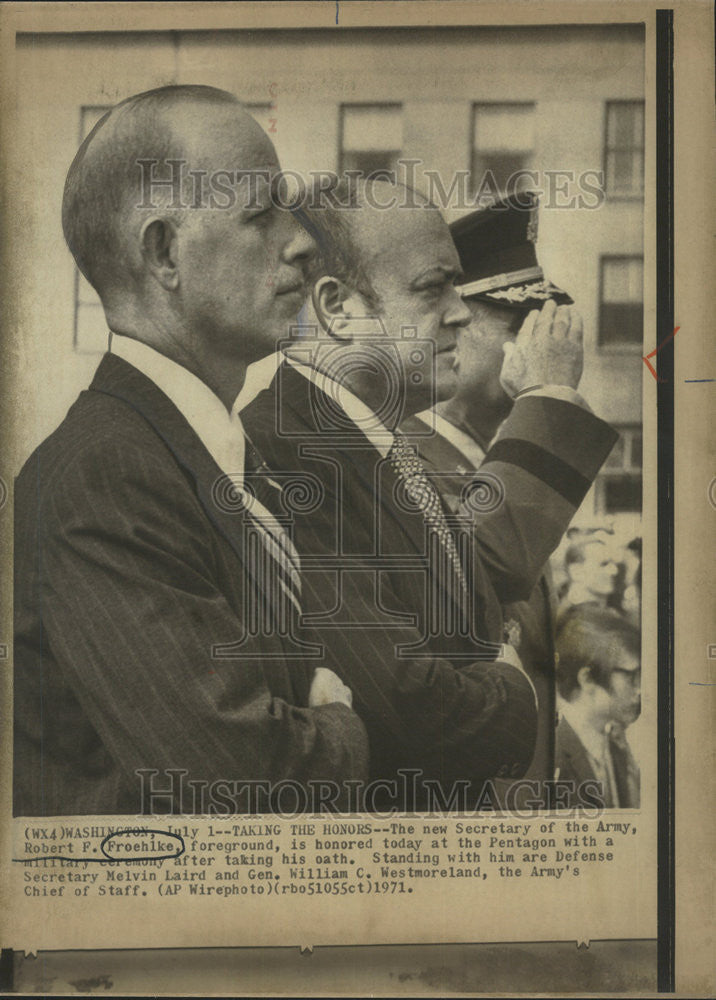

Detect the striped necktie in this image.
[240,436,303,617]
[388,432,469,602]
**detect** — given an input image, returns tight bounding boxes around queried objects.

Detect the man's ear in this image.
[140,217,180,291]
[576,665,593,692]
[312,275,363,341]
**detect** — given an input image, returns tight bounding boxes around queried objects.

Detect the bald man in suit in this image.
[14,86,368,816]
[241,180,617,807]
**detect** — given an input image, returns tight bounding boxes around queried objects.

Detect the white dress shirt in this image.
[111,333,247,477]
[110,334,301,606]
[412,409,488,470]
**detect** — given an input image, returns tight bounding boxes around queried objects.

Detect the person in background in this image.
[558,535,621,623]
[554,604,641,808]
[620,537,642,626]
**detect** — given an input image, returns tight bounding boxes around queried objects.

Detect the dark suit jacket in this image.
[400,412,558,784]
[13,354,368,816]
[242,362,617,799]
[555,716,640,809]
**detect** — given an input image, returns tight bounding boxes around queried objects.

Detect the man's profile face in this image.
[351,206,471,413]
[607,653,641,727]
[175,107,315,363]
[570,540,619,598]
[455,301,527,410]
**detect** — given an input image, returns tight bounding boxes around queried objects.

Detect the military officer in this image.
[403,192,587,792]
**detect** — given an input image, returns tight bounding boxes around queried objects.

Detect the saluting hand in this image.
[499,299,584,397]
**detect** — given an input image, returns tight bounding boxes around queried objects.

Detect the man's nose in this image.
[282,215,317,267]
[445,288,472,328]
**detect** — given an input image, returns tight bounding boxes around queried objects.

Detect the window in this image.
[595,426,642,514]
[339,104,402,177]
[471,103,535,199]
[604,101,644,197]
[598,256,643,348]
[74,106,112,354]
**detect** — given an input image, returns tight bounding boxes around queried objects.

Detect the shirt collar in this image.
[110,333,246,483]
[287,356,394,458]
[236,349,395,458]
[559,699,609,765]
[234,350,285,413]
[413,408,487,468]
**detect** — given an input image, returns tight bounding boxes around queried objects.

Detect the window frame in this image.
[469,101,536,199]
[597,254,645,353]
[337,102,403,178]
[594,424,643,515]
[603,99,645,201]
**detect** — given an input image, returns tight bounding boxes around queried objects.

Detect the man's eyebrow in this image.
[235,170,273,211]
[410,264,464,286]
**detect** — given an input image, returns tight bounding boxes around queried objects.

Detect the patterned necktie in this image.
[388,432,469,601]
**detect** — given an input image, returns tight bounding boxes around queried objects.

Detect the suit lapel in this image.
[556,717,599,788]
[265,362,430,554]
[272,363,486,632]
[245,359,508,651]
[88,354,300,647]
[609,729,640,808]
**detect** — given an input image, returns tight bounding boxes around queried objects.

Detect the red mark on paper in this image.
[268,83,278,133]
[643,326,679,382]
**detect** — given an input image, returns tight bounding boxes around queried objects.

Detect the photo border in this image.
[1,1,707,994]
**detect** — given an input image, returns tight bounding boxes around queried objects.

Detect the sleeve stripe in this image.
[483,438,591,507]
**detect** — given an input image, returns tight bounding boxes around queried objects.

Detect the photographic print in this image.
[0,2,712,996]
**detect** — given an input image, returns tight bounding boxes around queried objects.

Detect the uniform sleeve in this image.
[463,396,619,603]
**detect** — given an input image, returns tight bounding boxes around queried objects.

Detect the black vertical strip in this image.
[656,9,675,994]
[0,949,14,993]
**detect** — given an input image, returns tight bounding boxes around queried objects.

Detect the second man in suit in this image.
[241,179,618,807]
